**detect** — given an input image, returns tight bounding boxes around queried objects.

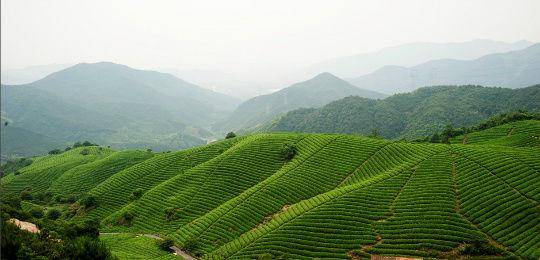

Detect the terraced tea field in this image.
[2,120,539,259]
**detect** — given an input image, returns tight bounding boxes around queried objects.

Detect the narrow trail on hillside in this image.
[99,232,196,260]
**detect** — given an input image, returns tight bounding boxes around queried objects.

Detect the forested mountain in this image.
[262,84,540,139]
[219,72,386,132]
[2,119,539,259]
[309,39,534,78]
[349,43,540,94]
[0,62,240,159]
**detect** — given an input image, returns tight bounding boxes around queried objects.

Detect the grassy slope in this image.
[100,234,180,260]
[1,146,113,194]
[2,120,539,259]
[451,119,540,147]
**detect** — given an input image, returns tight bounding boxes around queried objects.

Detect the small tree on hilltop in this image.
[225,132,237,139]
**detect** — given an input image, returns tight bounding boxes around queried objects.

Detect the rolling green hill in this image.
[1,120,539,259]
[262,84,540,139]
[219,72,386,133]
[450,119,540,147]
[0,62,240,158]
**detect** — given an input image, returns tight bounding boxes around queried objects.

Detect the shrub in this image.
[182,239,198,253]
[80,149,90,156]
[48,149,62,155]
[280,142,297,161]
[29,207,44,218]
[80,196,98,209]
[20,187,33,201]
[34,191,53,203]
[459,240,506,256]
[129,188,144,201]
[66,236,113,260]
[46,209,62,220]
[118,211,134,226]
[258,253,273,260]
[157,237,174,251]
[164,207,176,221]
[225,132,237,139]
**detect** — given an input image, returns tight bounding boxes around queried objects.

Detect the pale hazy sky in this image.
[2,0,540,72]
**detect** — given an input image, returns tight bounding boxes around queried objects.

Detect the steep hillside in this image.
[0,62,240,158]
[220,72,386,132]
[2,122,538,259]
[349,43,540,94]
[310,39,534,78]
[263,85,540,139]
[450,119,540,147]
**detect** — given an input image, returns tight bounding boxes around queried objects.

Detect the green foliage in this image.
[129,188,144,201]
[20,187,33,201]
[1,217,113,260]
[48,149,62,155]
[280,141,297,160]
[46,209,62,220]
[80,195,98,209]
[459,240,506,256]
[0,157,32,175]
[117,211,134,226]
[225,131,237,139]
[265,85,540,139]
[156,237,174,251]
[66,236,114,260]
[28,207,44,218]
[101,234,178,259]
[424,111,540,144]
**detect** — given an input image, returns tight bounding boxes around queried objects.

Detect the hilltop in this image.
[0,62,240,158]
[1,119,539,259]
[262,84,540,139]
[219,72,386,132]
[349,43,540,94]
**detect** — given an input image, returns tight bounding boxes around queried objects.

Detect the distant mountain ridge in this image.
[1,62,240,158]
[349,43,540,94]
[262,84,540,139]
[310,39,534,78]
[219,72,387,132]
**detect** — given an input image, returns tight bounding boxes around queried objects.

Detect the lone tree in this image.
[280,142,297,161]
[225,132,237,139]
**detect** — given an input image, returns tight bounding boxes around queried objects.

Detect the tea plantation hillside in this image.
[450,119,540,147]
[1,120,539,259]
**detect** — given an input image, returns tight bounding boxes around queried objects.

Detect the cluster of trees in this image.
[266,85,540,139]
[0,157,32,177]
[0,194,114,259]
[420,111,539,143]
[48,140,99,155]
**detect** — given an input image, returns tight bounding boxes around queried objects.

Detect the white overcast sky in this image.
[2,0,540,71]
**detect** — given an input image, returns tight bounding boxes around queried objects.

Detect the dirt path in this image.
[99,232,196,260]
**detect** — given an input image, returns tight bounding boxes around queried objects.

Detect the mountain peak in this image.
[312,72,340,81]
